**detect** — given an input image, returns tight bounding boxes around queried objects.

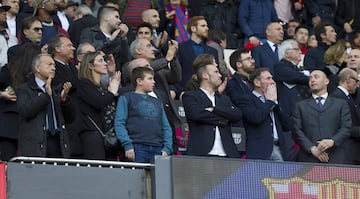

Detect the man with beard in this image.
[52,0,73,31]
[0,3,17,68]
[182,53,242,158]
[33,0,68,47]
[2,0,20,37]
[226,48,255,106]
[175,16,218,97]
[80,6,131,70]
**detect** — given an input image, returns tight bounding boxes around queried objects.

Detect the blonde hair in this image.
[78,51,103,86]
[324,39,346,65]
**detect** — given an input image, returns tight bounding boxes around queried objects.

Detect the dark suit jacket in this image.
[331,88,360,163]
[182,89,242,158]
[252,41,279,74]
[292,96,352,163]
[175,40,219,94]
[69,14,98,48]
[274,59,309,118]
[225,73,252,128]
[304,42,330,71]
[52,13,74,32]
[239,93,292,160]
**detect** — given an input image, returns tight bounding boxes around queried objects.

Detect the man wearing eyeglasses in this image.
[226,48,255,109]
[274,39,310,121]
[8,16,43,63]
[331,68,360,165]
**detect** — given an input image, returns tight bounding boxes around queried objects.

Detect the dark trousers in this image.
[0,137,17,161]
[80,130,105,160]
[46,133,62,158]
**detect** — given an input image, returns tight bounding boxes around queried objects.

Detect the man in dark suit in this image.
[16,53,73,157]
[331,68,360,164]
[52,0,74,32]
[252,22,284,74]
[226,48,254,130]
[292,70,351,164]
[274,39,309,118]
[238,67,291,161]
[175,16,219,96]
[182,53,242,158]
[47,34,81,157]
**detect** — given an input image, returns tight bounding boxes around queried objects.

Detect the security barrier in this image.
[4,156,360,199]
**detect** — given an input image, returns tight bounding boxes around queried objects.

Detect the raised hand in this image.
[61,82,72,101]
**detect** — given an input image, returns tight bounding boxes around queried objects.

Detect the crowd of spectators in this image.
[0,0,360,166]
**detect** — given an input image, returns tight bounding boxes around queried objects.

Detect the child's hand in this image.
[125,149,135,161]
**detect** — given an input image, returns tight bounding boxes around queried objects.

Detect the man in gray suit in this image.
[292,70,352,164]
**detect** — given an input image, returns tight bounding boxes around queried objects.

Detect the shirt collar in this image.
[312,93,328,101]
[337,86,349,96]
[35,76,46,92]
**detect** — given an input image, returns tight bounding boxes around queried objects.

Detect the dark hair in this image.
[47,34,68,57]
[294,24,309,35]
[9,43,41,89]
[249,67,269,88]
[208,29,226,44]
[187,16,206,34]
[136,22,153,35]
[314,22,334,42]
[229,48,250,71]
[20,16,41,38]
[131,67,154,87]
[192,53,214,81]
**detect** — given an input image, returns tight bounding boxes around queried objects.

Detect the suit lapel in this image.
[264,43,278,63]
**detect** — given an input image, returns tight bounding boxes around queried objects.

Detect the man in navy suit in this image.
[331,68,360,164]
[252,22,284,74]
[292,70,351,164]
[182,53,242,158]
[175,16,218,97]
[238,67,291,161]
[226,48,254,129]
[274,39,309,119]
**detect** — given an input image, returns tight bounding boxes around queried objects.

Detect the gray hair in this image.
[32,53,52,73]
[129,39,142,58]
[278,39,298,60]
[75,5,93,16]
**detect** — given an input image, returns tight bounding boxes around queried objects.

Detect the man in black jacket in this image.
[17,53,73,157]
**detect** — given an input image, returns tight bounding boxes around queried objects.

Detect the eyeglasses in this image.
[32,27,43,32]
[238,57,254,62]
[287,48,301,51]
[350,77,359,83]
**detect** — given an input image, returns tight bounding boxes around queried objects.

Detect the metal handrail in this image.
[9,156,154,169]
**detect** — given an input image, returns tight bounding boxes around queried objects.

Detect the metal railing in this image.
[9,156,154,169]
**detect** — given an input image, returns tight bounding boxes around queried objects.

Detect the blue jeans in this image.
[133,144,162,163]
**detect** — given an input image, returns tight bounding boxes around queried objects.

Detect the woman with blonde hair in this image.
[77,51,121,160]
[323,39,347,92]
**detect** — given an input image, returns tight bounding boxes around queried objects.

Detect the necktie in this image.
[47,96,57,135]
[274,44,279,58]
[316,96,323,109]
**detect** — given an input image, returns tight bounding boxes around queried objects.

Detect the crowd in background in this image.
[0,0,360,165]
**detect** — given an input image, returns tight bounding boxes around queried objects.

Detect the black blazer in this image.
[239,93,292,160]
[182,89,242,158]
[252,42,279,74]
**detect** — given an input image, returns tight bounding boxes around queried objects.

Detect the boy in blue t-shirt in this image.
[114,67,172,163]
